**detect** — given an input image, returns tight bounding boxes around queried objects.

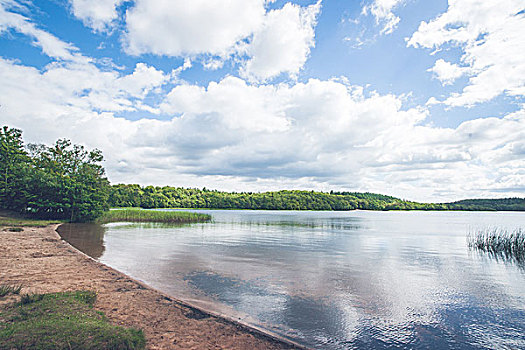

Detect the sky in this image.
[0,0,524,202]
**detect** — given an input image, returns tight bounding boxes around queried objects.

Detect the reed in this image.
[468,228,525,263]
[97,208,211,224]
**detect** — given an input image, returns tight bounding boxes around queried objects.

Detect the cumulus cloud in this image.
[427,59,468,86]
[0,2,175,114]
[1,0,523,200]
[362,0,404,35]
[240,1,321,81]
[1,52,523,200]
[0,58,173,117]
[408,0,525,107]
[123,0,320,81]
[123,0,266,57]
[160,77,290,133]
[69,0,125,32]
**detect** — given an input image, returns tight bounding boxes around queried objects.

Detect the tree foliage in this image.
[0,126,110,222]
[447,198,525,211]
[0,126,31,210]
[108,185,525,211]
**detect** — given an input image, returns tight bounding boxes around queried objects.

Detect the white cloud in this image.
[201,57,224,71]
[161,77,290,133]
[69,0,125,32]
[1,1,523,200]
[0,1,174,113]
[428,59,468,86]
[117,62,170,98]
[123,0,320,82]
[0,58,173,118]
[1,52,523,201]
[0,2,86,62]
[240,1,321,81]
[362,0,404,35]
[408,0,525,107]
[123,0,266,57]
[343,0,405,49]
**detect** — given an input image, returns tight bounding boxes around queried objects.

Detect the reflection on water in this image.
[59,210,525,349]
[469,249,525,271]
[57,222,192,260]
[58,223,106,259]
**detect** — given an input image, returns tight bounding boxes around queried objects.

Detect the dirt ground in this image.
[0,224,303,349]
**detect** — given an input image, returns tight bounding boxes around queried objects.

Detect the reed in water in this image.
[468,228,525,264]
[97,208,211,224]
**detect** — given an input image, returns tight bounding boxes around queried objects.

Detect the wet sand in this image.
[0,224,304,349]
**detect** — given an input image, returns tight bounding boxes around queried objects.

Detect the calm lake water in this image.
[58,210,525,349]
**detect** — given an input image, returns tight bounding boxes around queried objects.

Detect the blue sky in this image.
[0,0,524,201]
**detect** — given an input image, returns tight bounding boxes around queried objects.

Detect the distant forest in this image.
[109,184,525,212]
[2,125,524,224]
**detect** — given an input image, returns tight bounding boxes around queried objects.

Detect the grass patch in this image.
[0,284,22,297]
[18,293,44,305]
[97,208,211,224]
[0,290,145,350]
[0,217,62,228]
[468,228,525,265]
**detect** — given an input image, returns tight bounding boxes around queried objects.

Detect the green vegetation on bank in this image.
[0,218,62,227]
[0,215,63,228]
[97,208,211,224]
[108,184,525,211]
[0,291,145,350]
[0,209,63,227]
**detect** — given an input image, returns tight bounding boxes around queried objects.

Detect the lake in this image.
[58,210,525,349]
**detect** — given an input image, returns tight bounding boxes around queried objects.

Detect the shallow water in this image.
[59,210,525,349]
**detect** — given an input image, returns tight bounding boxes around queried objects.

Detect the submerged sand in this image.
[0,224,303,349]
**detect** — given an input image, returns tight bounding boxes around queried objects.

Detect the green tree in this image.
[28,139,110,221]
[0,126,31,211]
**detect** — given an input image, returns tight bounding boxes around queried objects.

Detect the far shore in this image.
[0,223,305,350]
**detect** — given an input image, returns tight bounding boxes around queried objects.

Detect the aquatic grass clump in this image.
[468,228,525,265]
[97,208,211,224]
[0,291,145,349]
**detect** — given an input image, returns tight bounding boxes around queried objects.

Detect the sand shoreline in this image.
[0,224,305,349]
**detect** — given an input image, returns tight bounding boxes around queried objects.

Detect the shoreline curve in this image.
[0,223,307,350]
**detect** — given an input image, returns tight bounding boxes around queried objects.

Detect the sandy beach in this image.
[0,224,303,349]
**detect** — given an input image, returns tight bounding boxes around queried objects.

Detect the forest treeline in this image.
[2,126,524,223]
[0,126,109,221]
[108,184,525,211]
